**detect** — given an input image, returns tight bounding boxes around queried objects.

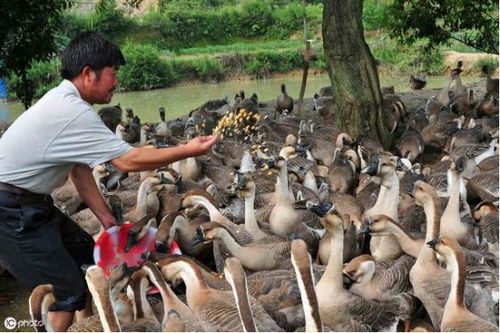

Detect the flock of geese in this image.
[26,64,499,332]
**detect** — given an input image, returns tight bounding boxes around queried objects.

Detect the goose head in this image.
[449,155,466,173]
[342,254,376,285]
[306,201,334,218]
[230,172,255,198]
[473,201,498,220]
[411,180,438,207]
[426,235,462,262]
[358,214,397,237]
[320,209,344,235]
[361,156,398,177]
[181,190,218,209]
[191,221,226,246]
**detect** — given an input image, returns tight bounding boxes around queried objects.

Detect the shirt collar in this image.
[59,79,83,100]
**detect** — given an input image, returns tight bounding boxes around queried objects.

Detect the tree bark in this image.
[322,0,391,148]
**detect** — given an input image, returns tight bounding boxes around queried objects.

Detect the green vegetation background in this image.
[5,0,498,99]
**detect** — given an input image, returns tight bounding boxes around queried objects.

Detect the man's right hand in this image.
[183,135,218,156]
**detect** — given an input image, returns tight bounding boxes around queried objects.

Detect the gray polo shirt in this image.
[0,80,132,194]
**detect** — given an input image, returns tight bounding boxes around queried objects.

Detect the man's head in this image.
[61,33,126,105]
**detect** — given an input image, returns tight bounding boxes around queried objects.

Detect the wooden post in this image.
[297,0,310,119]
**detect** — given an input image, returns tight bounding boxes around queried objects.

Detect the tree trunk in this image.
[322,0,391,148]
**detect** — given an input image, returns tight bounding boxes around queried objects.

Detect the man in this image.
[0,33,217,331]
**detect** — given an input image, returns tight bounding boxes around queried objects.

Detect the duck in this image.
[427,235,499,331]
[274,83,294,119]
[315,208,400,331]
[410,74,427,90]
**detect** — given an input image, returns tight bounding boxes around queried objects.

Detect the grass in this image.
[176,39,305,56]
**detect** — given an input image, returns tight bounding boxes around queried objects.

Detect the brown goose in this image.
[428,236,498,332]
[473,201,499,258]
[157,255,284,332]
[482,65,499,98]
[274,83,294,119]
[315,209,400,331]
[192,221,293,271]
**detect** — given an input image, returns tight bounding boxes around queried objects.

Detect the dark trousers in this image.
[0,190,94,311]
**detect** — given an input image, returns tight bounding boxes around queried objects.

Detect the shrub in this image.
[6,58,60,99]
[118,43,176,91]
[472,57,499,72]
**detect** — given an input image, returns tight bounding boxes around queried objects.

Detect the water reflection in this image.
[5,73,480,123]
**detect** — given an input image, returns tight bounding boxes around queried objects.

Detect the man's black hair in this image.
[60,33,126,80]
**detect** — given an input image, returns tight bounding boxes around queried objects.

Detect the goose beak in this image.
[396,158,410,172]
[308,202,333,217]
[361,158,379,176]
[426,239,438,250]
[343,273,355,289]
[404,183,415,195]
[160,174,174,184]
[124,232,139,253]
[455,157,465,173]
[191,228,205,246]
[155,241,169,253]
[358,223,371,234]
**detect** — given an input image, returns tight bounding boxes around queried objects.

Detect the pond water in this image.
[1,72,480,123]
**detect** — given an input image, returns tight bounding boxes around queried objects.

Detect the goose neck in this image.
[445,250,466,311]
[322,232,344,290]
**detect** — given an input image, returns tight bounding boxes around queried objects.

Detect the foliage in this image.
[117,43,176,90]
[362,0,391,31]
[472,57,499,72]
[387,0,499,54]
[0,0,70,108]
[6,59,61,100]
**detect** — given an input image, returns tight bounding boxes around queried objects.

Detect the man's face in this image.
[87,66,118,104]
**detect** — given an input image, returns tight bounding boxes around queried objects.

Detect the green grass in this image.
[176,39,305,56]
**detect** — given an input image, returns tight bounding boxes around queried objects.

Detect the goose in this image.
[315,208,400,331]
[482,65,499,98]
[398,121,425,162]
[223,257,258,332]
[359,214,424,258]
[290,239,327,332]
[362,156,403,260]
[192,221,293,271]
[157,255,284,332]
[409,181,497,328]
[450,61,467,98]
[51,177,84,216]
[410,74,427,90]
[123,175,165,223]
[427,236,499,332]
[29,284,55,332]
[155,213,212,260]
[466,169,499,202]
[147,251,305,325]
[473,201,499,259]
[171,155,201,182]
[327,148,355,193]
[164,310,185,332]
[125,269,162,331]
[440,157,475,247]
[313,93,335,125]
[155,107,172,137]
[314,211,362,265]
[274,83,294,119]
[342,253,415,300]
